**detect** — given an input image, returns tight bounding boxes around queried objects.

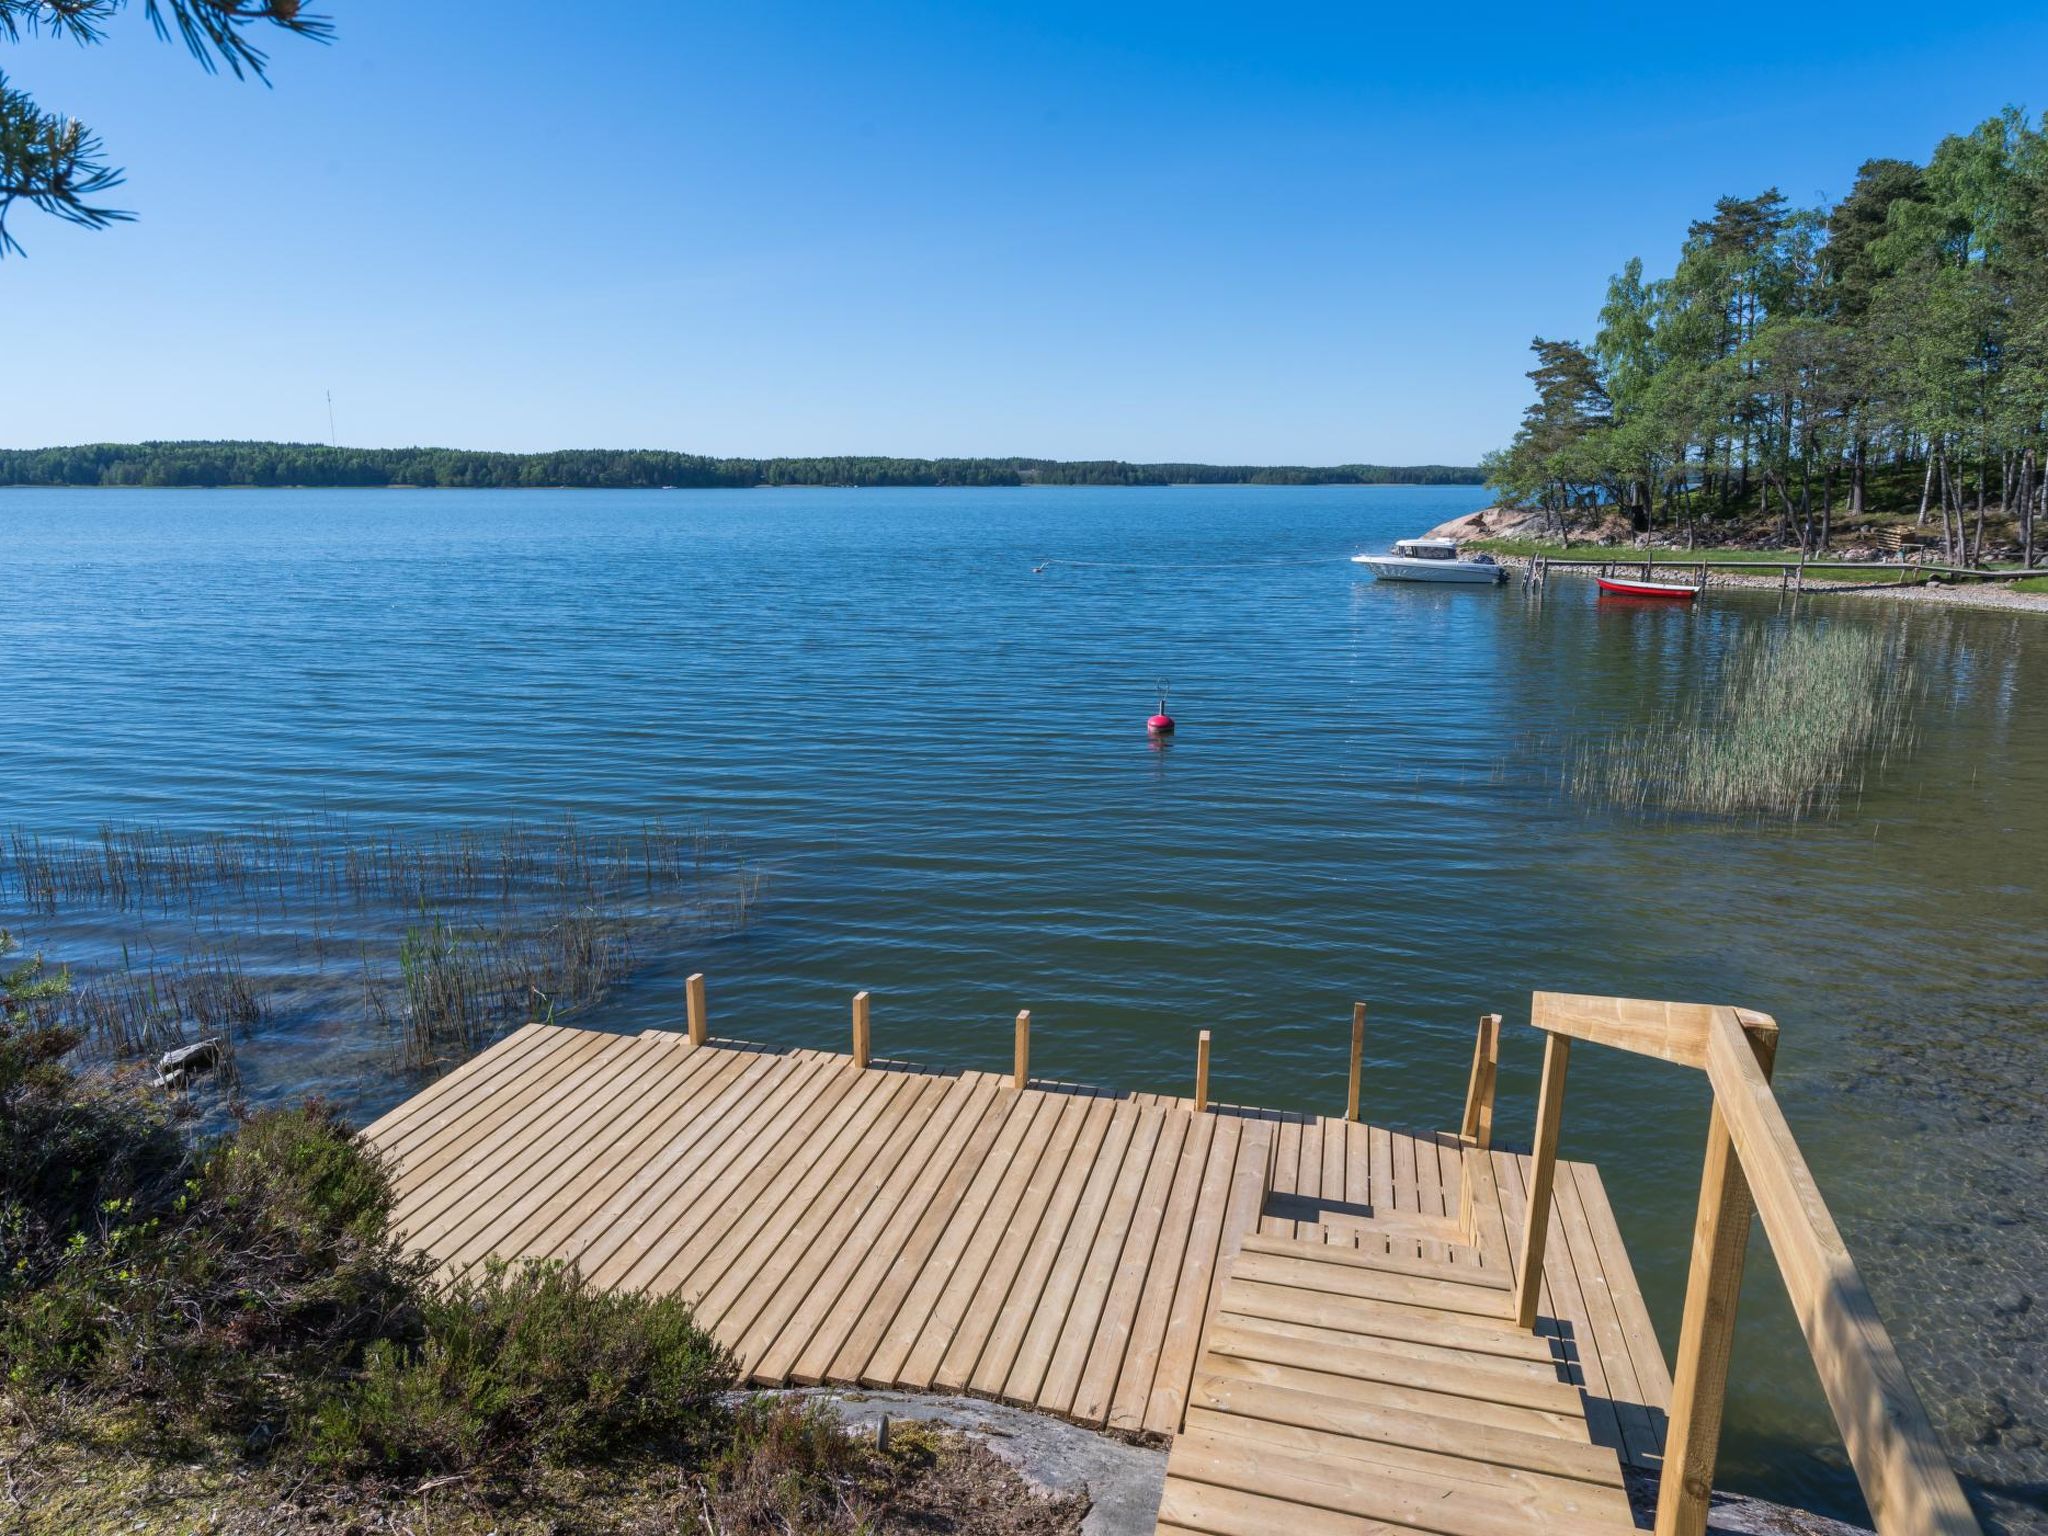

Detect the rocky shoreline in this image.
[1427,508,2048,616]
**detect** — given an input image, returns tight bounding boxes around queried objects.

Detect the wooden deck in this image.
[361,1021,1670,1483]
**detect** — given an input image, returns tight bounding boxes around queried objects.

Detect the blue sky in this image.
[4,1,2045,463]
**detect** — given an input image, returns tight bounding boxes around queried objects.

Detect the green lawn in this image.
[1470,538,1827,565]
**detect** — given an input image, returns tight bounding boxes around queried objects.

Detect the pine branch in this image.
[142,1,333,82]
[0,70,132,255]
[0,1,328,255]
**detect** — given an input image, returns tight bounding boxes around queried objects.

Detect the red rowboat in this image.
[1596,575,1700,600]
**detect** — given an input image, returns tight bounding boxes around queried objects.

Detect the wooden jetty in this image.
[363,987,1978,1536]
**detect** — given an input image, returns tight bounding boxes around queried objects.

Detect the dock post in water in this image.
[686,972,707,1046]
[1346,1001,1366,1121]
[1195,1028,1211,1113]
[852,990,871,1068]
[1013,1009,1030,1089]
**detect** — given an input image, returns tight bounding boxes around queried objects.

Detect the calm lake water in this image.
[4,486,2044,1530]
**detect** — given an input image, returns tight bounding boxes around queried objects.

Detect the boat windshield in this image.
[1393,541,1456,560]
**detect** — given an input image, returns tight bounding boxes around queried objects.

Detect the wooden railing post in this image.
[1656,1023,1778,1536]
[1654,1096,1764,1536]
[1013,1009,1030,1090]
[1511,1033,1570,1330]
[1195,1029,1211,1113]
[852,990,871,1069]
[1460,1012,1501,1148]
[1346,1002,1366,1122]
[686,972,707,1046]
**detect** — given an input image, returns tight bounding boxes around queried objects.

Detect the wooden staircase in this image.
[1157,1230,1636,1533]
[1156,1023,1642,1534]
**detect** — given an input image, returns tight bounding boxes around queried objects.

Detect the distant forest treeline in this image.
[1487,107,2047,566]
[0,442,1481,490]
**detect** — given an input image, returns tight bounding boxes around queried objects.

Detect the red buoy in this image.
[1147,685,1175,734]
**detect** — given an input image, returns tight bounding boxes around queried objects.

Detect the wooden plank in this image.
[551,1051,825,1280]
[1155,1478,1410,1536]
[796,1077,1012,1386]
[1530,991,1776,1072]
[1260,1116,1301,1239]
[501,1045,772,1266]
[1240,1233,1509,1291]
[1144,1113,1245,1433]
[1549,1150,1661,1468]
[1214,1310,1574,1394]
[1167,1427,1631,1535]
[429,1034,732,1273]
[1294,1115,1325,1240]
[1572,1160,1673,1408]
[1316,1114,1347,1243]
[386,1028,622,1204]
[1199,1350,1588,1443]
[988,1101,1143,1405]
[584,1054,858,1291]
[732,1072,964,1372]
[1203,1316,1586,1417]
[1496,1148,1627,1458]
[1186,1371,1625,1487]
[1217,1277,1557,1364]
[1071,1108,1190,1425]
[360,1022,562,1151]
[1181,1411,1635,1524]
[689,1067,922,1325]
[867,1090,1060,1388]
[1038,1106,1171,1416]
[939,1094,1111,1393]
[995,1097,1155,1417]
[393,1032,646,1246]
[1110,1110,1215,1432]
[1228,1249,1515,1321]
[899,1093,1084,1389]
[1346,1002,1366,1123]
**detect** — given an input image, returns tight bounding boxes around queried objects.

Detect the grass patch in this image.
[2010,574,2048,594]
[1467,538,1812,563]
[1569,624,1919,820]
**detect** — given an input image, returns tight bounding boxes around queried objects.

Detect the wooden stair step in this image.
[1202,1315,1585,1417]
[1187,1370,1624,1485]
[1181,1409,1636,1527]
[1164,1426,1635,1536]
[1229,1248,1517,1320]
[1242,1230,1508,1289]
[1217,1275,1558,1365]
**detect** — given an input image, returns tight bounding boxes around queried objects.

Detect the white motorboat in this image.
[1351,537,1508,584]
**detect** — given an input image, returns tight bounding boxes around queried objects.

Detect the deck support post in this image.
[1195,1029,1211,1113]
[1013,1010,1030,1090]
[1654,1029,1776,1536]
[1459,1013,1501,1149]
[852,990,871,1069]
[1346,1002,1366,1122]
[1511,1032,1570,1331]
[686,972,707,1046]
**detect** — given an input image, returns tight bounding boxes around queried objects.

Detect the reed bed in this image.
[1571,624,1920,820]
[6,817,766,1079]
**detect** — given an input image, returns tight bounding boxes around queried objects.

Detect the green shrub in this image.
[304,1258,737,1477]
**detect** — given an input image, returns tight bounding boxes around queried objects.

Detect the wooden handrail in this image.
[1702,1008,1978,1534]
[1525,992,1977,1535]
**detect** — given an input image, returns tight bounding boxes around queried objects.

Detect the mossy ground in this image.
[4,1408,1087,1535]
